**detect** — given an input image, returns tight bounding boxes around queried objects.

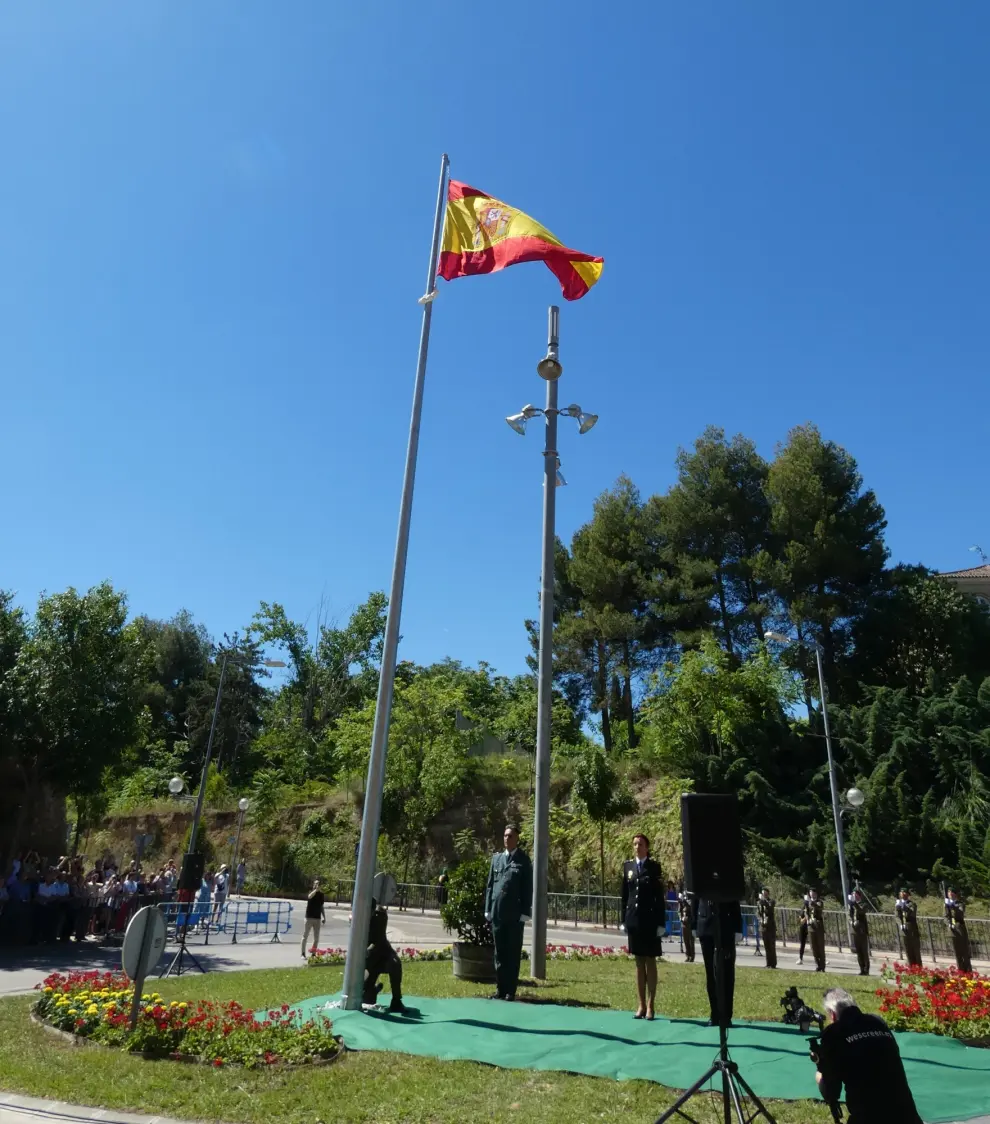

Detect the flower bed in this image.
[878,961,990,1043]
[33,971,339,1068]
[308,942,633,967]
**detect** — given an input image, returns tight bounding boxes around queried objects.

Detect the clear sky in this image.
[3,3,988,679]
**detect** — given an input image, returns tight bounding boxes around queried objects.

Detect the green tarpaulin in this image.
[278,993,990,1123]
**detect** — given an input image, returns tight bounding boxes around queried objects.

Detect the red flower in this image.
[213,1058,223,1068]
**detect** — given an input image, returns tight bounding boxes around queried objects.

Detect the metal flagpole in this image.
[529,306,560,979]
[341,152,450,1009]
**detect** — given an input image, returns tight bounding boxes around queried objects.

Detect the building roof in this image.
[940,564,990,579]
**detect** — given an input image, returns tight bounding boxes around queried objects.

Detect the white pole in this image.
[341,154,449,1009]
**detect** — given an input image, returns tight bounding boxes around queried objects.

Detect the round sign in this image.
[372,871,397,908]
[122,905,167,981]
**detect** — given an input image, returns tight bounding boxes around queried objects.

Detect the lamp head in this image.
[555,469,567,487]
[577,411,599,434]
[764,631,791,645]
[238,797,250,812]
[537,353,562,381]
[846,787,865,808]
[506,412,527,436]
[521,404,543,419]
[168,776,184,795]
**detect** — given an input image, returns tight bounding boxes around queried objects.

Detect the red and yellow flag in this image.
[438,180,603,301]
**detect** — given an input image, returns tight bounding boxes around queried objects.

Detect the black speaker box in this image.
[178,852,205,893]
[680,793,745,901]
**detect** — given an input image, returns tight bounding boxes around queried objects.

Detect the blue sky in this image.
[3,3,988,680]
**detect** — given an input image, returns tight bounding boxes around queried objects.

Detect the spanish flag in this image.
[438,180,604,301]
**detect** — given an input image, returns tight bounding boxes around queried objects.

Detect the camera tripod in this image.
[655,923,776,1124]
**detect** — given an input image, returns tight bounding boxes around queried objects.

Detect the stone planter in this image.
[452,941,496,983]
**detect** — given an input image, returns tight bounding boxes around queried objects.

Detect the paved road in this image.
[0,1094,196,1124]
[0,896,951,997]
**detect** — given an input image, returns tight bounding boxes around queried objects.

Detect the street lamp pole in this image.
[506,307,598,980]
[230,797,249,890]
[530,308,560,981]
[765,631,852,943]
[813,644,853,945]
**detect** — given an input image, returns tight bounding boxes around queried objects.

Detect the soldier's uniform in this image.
[945,892,972,973]
[678,891,695,962]
[807,894,826,972]
[849,893,870,976]
[896,892,922,967]
[756,891,777,969]
[797,893,810,964]
[362,900,405,1012]
[484,845,533,1000]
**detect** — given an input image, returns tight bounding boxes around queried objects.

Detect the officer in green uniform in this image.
[807,888,827,972]
[484,824,533,1001]
[896,889,922,967]
[678,890,695,962]
[756,887,777,969]
[848,888,870,976]
[944,888,972,972]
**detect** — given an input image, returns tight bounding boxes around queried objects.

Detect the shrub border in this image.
[29,1011,346,1068]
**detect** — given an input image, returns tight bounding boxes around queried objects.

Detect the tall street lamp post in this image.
[230,797,250,889]
[765,630,855,943]
[506,305,598,979]
[186,653,286,856]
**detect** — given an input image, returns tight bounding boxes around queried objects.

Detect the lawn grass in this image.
[0,959,881,1123]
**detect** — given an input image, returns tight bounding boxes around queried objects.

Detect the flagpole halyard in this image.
[341,152,450,1010]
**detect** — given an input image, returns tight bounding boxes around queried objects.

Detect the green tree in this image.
[762,423,888,705]
[6,582,145,852]
[844,567,990,696]
[649,427,775,657]
[574,746,635,897]
[554,478,666,750]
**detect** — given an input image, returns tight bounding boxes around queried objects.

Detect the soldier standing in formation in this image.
[796,890,810,965]
[896,889,923,967]
[678,888,695,963]
[807,887,827,972]
[484,824,533,1001]
[944,887,972,972]
[756,887,777,968]
[848,888,870,976]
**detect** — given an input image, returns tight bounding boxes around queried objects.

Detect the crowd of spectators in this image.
[0,851,243,947]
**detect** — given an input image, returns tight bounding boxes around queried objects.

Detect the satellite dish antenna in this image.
[372,871,397,908]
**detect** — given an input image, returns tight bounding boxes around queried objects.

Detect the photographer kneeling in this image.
[815,988,921,1123]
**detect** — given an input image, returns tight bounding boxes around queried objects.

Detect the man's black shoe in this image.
[504,994,515,1002]
[707,1017,718,1026]
[388,998,407,1014]
[488,992,504,1000]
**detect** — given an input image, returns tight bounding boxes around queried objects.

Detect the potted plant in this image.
[440,854,496,982]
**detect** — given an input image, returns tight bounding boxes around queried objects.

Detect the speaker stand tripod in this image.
[655,923,776,1124]
[160,913,205,978]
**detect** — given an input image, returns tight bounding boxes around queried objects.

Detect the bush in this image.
[440,854,493,946]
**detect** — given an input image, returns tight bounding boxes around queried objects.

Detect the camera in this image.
[780,986,824,1034]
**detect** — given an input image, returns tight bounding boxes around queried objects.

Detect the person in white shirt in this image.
[36,873,59,900]
[212,866,229,924]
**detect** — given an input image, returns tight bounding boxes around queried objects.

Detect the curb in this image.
[0,1093,200,1124]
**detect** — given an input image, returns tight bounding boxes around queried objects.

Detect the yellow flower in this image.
[177,1002,187,1010]
[141,994,150,1001]
[43,986,53,994]
[67,1008,78,1017]
[86,1005,98,1016]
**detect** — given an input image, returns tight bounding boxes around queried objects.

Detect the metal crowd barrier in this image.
[158,898,293,944]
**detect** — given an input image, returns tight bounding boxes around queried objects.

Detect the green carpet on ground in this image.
[280,993,990,1124]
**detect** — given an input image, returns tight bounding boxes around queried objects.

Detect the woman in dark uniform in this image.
[621,832,664,1019]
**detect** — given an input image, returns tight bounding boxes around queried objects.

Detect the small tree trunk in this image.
[599,821,606,902]
[596,640,613,752]
[622,642,636,748]
[716,566,734,657]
